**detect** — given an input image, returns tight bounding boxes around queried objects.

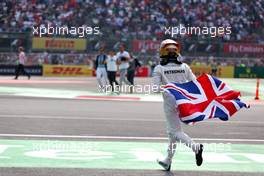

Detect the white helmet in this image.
[159,39,180,58]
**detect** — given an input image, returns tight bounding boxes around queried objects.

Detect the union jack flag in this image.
[164,74,249,124]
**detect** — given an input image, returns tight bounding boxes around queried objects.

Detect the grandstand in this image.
[0,0,263,67]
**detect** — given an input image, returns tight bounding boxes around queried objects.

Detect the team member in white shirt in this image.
[116,44,131,87]
[153,39,203,171]
[106,50,119,92]
[14,46,31,80]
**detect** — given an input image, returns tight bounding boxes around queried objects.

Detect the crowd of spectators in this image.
[0,0,263,67]
[0,0,263,42]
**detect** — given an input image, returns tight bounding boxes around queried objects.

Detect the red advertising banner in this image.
[92,66,149,77]
[135,67,149,77]
[132,40,160,52]
[223,43,264,55]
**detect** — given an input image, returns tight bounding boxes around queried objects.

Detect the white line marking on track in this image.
[0,114,263,125]
[0,134,263,142]
[0,114,164,122]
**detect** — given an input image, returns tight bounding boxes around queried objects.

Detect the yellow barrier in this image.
[190,66,234,78]
[32,37,86,51]
[43,65,93,77]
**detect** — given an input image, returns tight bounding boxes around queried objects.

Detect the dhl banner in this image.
[191,66,234,78]
[32,37,86,51]
[43,65,93,77]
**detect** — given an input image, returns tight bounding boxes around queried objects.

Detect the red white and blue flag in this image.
[164,74,249,124]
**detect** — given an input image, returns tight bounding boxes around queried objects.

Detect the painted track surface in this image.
[0,76,263,176]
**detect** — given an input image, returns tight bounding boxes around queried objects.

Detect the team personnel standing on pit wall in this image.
[95,46,108,90]
[152,39,203,171]
[14,46,31,80]
[127,55,141,86]
[106,50,119,93]
[116,44,132,90]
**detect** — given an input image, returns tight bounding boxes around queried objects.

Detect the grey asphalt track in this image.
[0,96,262,141]
[0,168,263,176]
[0,76,263,176]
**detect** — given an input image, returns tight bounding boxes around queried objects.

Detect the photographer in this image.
[116,44,131,89]
[127,55,141,86]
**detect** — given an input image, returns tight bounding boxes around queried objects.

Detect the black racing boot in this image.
[196,144,203,166]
